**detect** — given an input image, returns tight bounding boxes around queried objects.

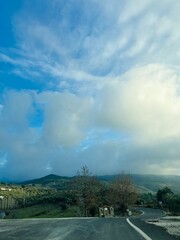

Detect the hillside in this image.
[131,174,180,193]
[20,174,74,190]
[1,173,180,219]
[20,174,180,194]
[99,174,180,193]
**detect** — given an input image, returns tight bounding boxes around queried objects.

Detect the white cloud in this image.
[118,0,151,23]
[98,64,180,144]
[0,0,179,89]
[37,92,94,147]
[1,84,180,180]
[1,0,180,180]
[1,90,34,129]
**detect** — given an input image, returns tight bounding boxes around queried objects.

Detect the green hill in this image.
[19,174,180,193]
[20,174,74,190]
[131,174,180,193]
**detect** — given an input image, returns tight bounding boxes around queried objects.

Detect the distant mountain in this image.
[19,173,180,193]
[131,174,180,193]
[20,174,74,190]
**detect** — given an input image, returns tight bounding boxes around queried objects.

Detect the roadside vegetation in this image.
[5,204,80,219]
[0,167,179,219]
[157,187,180,215]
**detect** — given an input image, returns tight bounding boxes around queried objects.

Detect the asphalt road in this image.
[130,207,177,240]
[0,208,177,240]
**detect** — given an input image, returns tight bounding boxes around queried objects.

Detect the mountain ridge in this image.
[19,173,180,193]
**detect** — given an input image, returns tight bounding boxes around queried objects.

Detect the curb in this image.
[126,218,152,240]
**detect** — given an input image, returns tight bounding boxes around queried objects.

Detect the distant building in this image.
[0,187,12,191]
[99,206,114,217]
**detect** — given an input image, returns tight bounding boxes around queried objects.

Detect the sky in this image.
[0,0,180,181]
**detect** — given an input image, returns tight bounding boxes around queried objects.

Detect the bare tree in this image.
[112,174,138,216]
[74,166,101,216]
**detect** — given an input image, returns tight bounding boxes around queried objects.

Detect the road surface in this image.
[0,208,177,240]
[130,207,177,240]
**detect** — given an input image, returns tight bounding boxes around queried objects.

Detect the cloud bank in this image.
[0,0,180,180]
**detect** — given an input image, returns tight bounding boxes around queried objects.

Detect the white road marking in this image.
[126,218,152,240]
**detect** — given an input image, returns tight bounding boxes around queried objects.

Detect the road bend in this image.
[129,207,177,240]
[0,217,145,240]
[0,208,177,240]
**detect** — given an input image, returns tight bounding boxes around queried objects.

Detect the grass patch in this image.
[131,208,142,216]
[5,204,80,219]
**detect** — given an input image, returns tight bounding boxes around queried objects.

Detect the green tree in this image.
[167,194,180,213]
[112,174,138,216]
[157,187,180,213]
[157,187,173,208]
[74,166,101,216]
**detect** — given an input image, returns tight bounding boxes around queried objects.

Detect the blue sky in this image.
[0,0,180,181]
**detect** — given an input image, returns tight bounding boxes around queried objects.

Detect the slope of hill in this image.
[20,174,74,190]
[131,174,180,193]
[19,174,180,193]
[98,174,180,193]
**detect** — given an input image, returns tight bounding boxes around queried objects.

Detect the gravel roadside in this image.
[147,217,180,239]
